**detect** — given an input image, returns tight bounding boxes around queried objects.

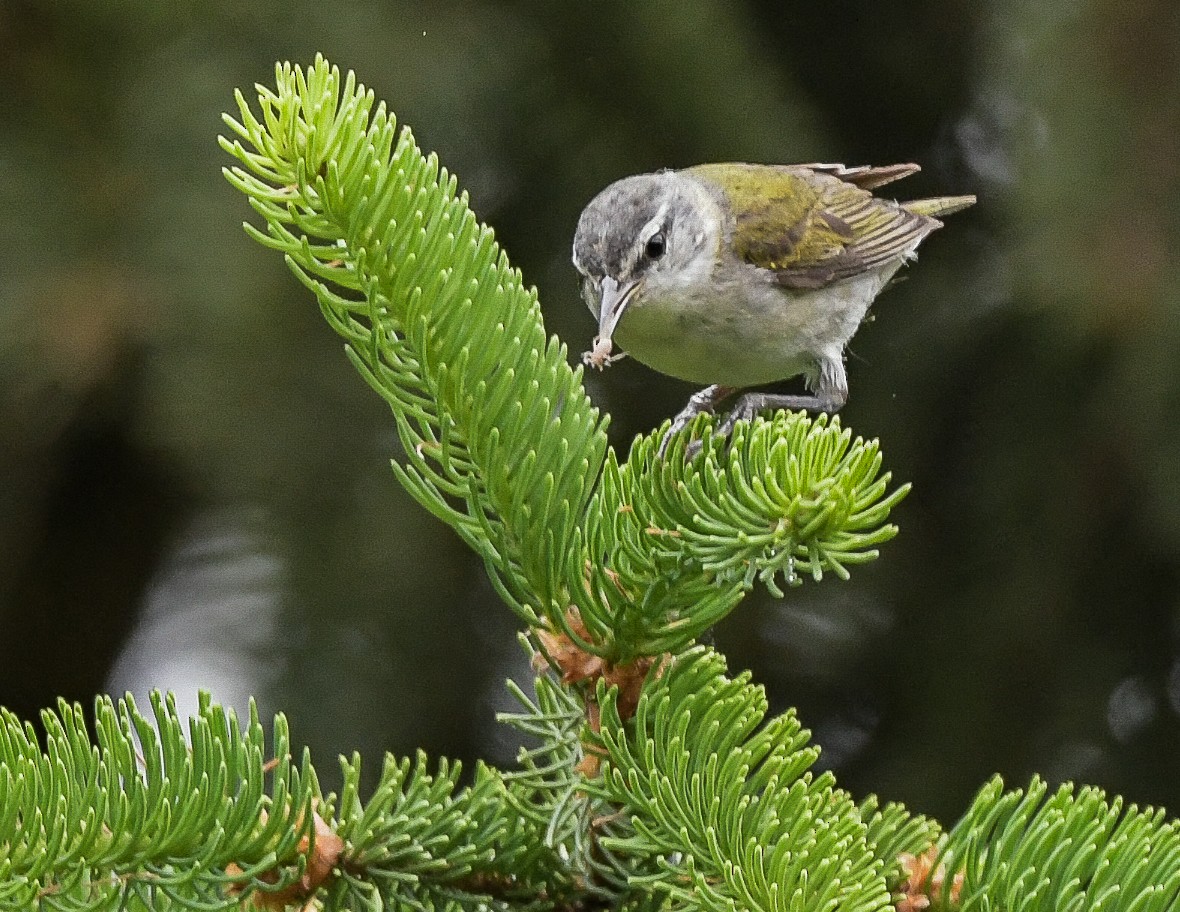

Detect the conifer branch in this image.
[0,693,315,910]
[0,694,571,911]
[586,646,896,912]
[221,57,608,630]
[927,776,1180,912]
[572,415,908,661]
[218,55,908,667]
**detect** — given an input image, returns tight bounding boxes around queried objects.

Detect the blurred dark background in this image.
[2,0,1178,824]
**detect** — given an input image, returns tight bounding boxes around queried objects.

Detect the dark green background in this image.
[2,1,1178,823]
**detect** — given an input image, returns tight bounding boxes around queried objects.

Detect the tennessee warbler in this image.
[572,162,974,450]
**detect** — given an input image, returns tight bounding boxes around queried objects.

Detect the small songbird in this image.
[572,162,975,450]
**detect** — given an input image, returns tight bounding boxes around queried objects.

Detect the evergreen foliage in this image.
[579,416,907,660]
[934,776,1180,912]
[218,56,905,664]
[0,693,314,909]
[222,57,606,631]
[588,646,893,912]
[1,55,1176,912]
[327,750,566,912]
[858,796,942,885]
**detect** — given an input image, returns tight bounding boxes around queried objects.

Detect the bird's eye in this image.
[644,232,666,260]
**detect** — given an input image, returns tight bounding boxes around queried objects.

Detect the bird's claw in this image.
[656,388,843,459]
[655,384,736,459]
[714,396,767,440]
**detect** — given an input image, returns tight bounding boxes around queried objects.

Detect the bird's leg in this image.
[715,358,849,439]
[657,384,737,457]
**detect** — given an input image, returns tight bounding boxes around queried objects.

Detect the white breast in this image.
[614,260,903,388]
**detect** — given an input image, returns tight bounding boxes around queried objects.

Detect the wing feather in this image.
[798,161,922,189]
[687,162,944,291]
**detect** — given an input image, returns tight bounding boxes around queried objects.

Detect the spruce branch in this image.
[571,414,909,662]
[0,694,574,912]
[219,56,909,670]
[328,750,569,912]
[858,795,943,887]
[6,681,1179,912]
[926,776,1180,912]
[586,646,895,912]
[221,56,609,628]
[0,693,315,910]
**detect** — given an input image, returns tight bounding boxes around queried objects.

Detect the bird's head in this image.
[572,171,719,368]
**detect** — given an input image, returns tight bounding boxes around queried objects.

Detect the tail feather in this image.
[903,195,976,218]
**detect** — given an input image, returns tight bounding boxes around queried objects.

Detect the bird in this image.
[571,162,975,452]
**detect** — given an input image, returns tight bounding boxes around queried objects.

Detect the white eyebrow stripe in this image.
[638,201,670,245]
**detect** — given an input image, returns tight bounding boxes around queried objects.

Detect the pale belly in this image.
[612,267,897,388]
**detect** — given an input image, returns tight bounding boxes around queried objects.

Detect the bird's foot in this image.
[714,391,840,439]
[658,388,847,460]
[656,385,736,458]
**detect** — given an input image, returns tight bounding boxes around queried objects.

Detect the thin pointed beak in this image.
[597,275,640,344]
[578,272,637,368]
[583,276,641,369]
